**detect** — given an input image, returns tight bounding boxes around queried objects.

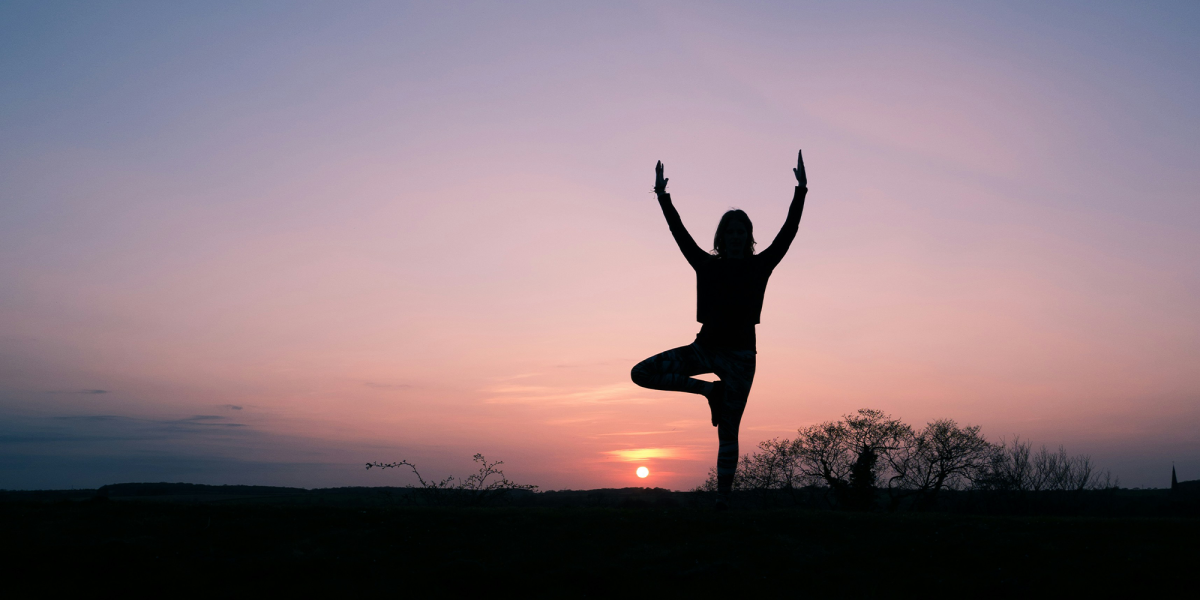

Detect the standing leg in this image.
[630,345,712,395]
[709,349,757,497]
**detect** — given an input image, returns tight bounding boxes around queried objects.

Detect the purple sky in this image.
[2,1,1199,490]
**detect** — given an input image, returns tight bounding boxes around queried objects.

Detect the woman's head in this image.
[713,209,755,258]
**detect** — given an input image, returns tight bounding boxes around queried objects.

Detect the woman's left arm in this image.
[758,150,808,267]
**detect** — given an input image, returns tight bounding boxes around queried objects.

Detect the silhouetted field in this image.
[3,485,1196,595]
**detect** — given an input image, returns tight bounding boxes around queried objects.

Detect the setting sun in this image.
[636,467,649,478]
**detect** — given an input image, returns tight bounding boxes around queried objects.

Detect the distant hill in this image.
[98,482,302,497]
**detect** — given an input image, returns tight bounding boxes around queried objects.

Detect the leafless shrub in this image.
[695,411,1116,512]
[695,437,803,495]
[367,453,537,505]
[738,437,803,490]
[979,438,1117,493]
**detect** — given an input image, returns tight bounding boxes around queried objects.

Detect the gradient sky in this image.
[2,1,1199,490]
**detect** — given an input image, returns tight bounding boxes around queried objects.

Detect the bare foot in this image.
[704,381,725,427]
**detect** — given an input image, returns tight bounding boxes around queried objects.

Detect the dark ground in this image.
[3,485,1196,596]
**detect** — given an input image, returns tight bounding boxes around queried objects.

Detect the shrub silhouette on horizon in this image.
[367,453,537,506]
[698,408,1116,509]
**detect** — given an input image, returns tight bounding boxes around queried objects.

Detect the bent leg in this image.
[630,345,711,395]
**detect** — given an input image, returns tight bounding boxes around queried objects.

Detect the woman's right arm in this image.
[655,161,707,268]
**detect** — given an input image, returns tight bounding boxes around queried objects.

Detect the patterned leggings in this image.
[630,343,756,494]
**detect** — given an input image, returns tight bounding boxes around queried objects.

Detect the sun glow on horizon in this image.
[606,448,680,462]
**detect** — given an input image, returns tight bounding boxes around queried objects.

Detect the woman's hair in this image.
[712,209,755,257]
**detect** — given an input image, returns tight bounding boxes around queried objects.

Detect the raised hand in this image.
[655,160,669,194]
[793,149,807,188]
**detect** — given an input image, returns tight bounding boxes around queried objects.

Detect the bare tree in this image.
[1031,445,1116,492]
[981,435,1036,492]
[887,419,993,509]
[979,438,1116,493]
[793,419,853,492]
[793,409,910,509]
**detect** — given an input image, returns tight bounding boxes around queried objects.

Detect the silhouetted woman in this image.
[631,151,808,508]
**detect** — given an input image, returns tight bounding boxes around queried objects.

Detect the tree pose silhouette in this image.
[631,150,808,509]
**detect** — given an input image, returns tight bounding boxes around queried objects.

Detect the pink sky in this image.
[2,2,1198,489]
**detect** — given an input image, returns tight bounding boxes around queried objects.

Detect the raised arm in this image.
[654,160,708,269]
[758,150,809,268]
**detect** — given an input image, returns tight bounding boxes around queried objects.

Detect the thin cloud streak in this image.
[364,382,413,390]
[596,430,682,437]
[604,447,693,462]
[482,383,655,406]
